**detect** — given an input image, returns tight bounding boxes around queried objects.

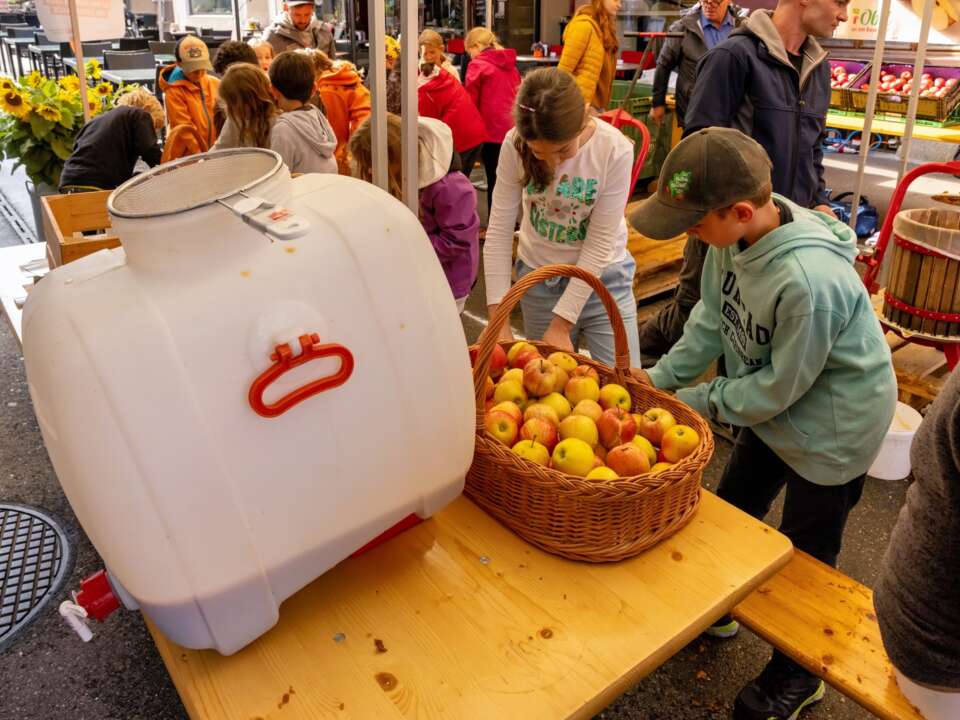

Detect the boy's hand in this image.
[813,204,837,219]
[631,367,653,385]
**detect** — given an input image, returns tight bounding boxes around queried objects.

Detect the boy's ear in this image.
[733,201,756,223]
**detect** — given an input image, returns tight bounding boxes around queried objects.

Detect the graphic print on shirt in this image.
[527,173,598,246]
[719,270,771,368]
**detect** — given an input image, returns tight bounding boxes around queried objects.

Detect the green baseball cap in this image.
[628,127,772,240]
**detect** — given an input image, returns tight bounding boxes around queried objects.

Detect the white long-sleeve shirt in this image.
[483,118,633,322]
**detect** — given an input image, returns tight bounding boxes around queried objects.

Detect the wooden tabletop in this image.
[147,490,792,719]
[826,112,960,144]
[0,242,46,346]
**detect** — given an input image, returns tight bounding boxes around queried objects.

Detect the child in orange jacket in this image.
[159,35,220,160]
[299,49,371,175]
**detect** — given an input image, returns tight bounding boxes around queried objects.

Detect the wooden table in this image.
[100,67,159,88]
[826,111,960,144]
[0,242,46,345]
[147,491,792,719]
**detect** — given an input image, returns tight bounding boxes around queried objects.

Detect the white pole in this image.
[485,0,492,30]
[848,0,891,233]
[68,0,91,123]
[158,0,165,41]
[368,0,388,191]
[401,0,418,213]
[896,0,935,185]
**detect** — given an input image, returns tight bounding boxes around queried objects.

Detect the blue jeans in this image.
[515,256,641,368]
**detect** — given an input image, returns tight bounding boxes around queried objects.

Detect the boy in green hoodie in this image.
[629,127,897,720]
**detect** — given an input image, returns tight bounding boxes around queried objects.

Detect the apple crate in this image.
[829,59,868,111]
[850,64,960,122]
[41,190,121,267]
[466,264,715,563]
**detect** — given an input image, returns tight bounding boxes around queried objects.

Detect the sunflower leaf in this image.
[50,135,73,161]
[28,114,54,140]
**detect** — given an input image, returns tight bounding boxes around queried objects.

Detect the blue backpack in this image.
[826,191,879,238]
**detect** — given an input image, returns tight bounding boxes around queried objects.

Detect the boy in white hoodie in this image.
[268,51,338,175]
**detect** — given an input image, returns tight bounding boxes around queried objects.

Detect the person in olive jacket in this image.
[649,0,747,128]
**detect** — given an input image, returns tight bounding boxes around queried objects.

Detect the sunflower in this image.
[87,99,104,117]
[37,104,62,123]
[0,90,32,119]
[85,59,101,80]
[0,76,16,92]
[94,81,113,97]
[24,70,43,88]
[58,74,80,91]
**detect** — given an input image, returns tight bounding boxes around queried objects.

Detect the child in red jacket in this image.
[418,63,485,175]
[464,27,520,214]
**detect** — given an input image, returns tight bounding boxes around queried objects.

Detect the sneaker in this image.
[704,613,740,638]
[734,658,825,720]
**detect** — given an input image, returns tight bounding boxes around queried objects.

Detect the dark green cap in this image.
[628,127,772,240]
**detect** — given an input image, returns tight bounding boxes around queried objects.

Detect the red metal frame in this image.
[858,160,960,370]
[599,109,651,194]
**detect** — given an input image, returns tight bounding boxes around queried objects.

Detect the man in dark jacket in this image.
[650,0,747,128]
[263,0,335,58]
[637,0,842,368]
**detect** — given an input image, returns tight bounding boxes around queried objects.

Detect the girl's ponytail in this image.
[512,68,586,192]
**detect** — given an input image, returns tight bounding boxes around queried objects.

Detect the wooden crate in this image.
[626,200,687,303]
[41,190,120,267]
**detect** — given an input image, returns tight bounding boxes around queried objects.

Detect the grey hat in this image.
[628,127,773,240]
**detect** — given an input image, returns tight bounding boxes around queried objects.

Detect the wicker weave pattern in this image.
[467,264,715,562]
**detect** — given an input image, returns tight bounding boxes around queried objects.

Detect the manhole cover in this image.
[0,504,73,651]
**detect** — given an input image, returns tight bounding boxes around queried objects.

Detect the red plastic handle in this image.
[249,333,354,418]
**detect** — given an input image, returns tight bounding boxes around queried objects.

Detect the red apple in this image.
[606,442,651,476]
[485,410,518,446]
[524,403,560,426]
[485,376,495,399]
[597,407,638,449]
[511,347,542,371]
[934,77,946,88]
[523,357,559,397]
[572,399,603,423]
[565,375,601,405]
[900,70,912,80]
[520,417,558,451]
[637,407,676,446]
[492,400,523,426]
[470,343,508,379]
[946,78,958,88]
[661,425,701,463]
[506,341,536,366]
[570,364,600,383]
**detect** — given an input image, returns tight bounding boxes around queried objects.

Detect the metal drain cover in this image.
[0,504,73,651]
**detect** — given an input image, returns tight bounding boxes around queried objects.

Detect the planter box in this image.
[850,64,960,122]
[40,190,120,267]
[829,59,868,111]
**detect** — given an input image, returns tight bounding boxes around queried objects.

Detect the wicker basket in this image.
[466,264,715,562]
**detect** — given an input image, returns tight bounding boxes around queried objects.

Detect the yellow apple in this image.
[586,466,619,481]
[523,357,560,397]
[507,341,536,366]
[598,383,632,412]
[571,364,600,382]
[631,435,657,466]
[547,351,578,373]
[565,376,600,405]
[491,401,522,426]
[493,380,527,407]
[649,461,673,474]
[498,368,523,386]
[512,439,550,466]
[484,376,495,399]
[485,410,518,446]
[524,403,560,426]
[661,425,700,462]
[551,438,596,477]
[558,414,599,448]
[520,417,558,451]
[540,391,572,421]
[553,365,569,395]
[572,399,603,423]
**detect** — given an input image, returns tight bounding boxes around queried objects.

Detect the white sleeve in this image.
[213,116,239,150]
[483,134,523,307]
[552,133,632,323]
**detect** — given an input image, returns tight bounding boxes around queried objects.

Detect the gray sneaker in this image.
[704,614,740,638]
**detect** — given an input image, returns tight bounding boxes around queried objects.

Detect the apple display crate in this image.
[466,265,714,563]
[21,149,475,654]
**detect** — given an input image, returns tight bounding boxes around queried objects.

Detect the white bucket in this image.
[868,402,924,481]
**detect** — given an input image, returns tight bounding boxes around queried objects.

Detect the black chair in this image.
[6,26,35,76]
[148,40,177,57]
[0,14,24,24]
[184,25,200,34]
[24,13,39,27]
[200,26,214,36]
[140,29,160,41]
[102,50,155,70]
[137,13,158,28]
[28,32,55,75]
[119,37,150,51]
[209,29,233,38]
[199,36,226,51]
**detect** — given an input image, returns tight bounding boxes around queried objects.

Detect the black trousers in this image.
[718,427,866,679]
[481,141,501,216]
[460,144,483,180]
[637,234,710,365]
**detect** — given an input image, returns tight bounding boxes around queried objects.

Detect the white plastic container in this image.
[868,401,923,481]
[22,150,475,654]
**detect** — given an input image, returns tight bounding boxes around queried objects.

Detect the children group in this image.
[55,2,959,718]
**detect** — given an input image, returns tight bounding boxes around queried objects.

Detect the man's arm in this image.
[682,46,747,137]
[651,26,683,109]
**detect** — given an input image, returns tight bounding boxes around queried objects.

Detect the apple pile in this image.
[830,64,858,90]
[859,69,958,98]
[476,341,701,480]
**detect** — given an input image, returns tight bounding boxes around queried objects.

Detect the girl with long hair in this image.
[557,0,622,110]
[484,68,640,366]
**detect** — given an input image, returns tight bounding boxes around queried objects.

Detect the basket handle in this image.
[471,264,633,430]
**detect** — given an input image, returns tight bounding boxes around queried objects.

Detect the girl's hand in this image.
[542,316,575,353]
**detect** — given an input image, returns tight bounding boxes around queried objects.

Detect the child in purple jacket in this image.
[350,114,479,312]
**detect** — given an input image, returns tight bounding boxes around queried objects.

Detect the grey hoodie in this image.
[212,107,338,175]
[263,11,335,57]
[271,106,338,175]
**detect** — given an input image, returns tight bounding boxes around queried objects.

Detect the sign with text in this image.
[834,0,956,44]
[35,0,125,43]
